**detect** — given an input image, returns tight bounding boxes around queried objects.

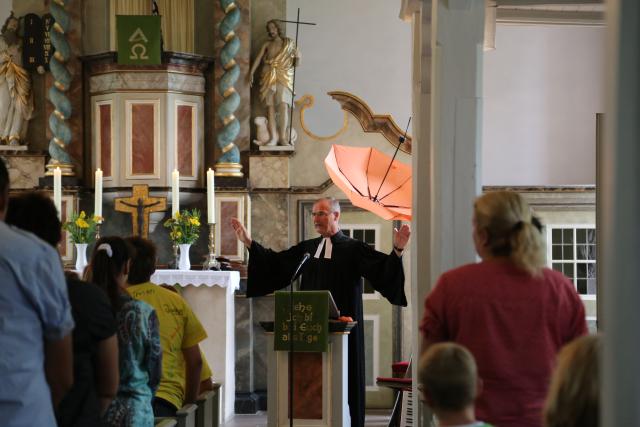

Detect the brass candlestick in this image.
[203,223,220,270]
[95,221,102,241]
[172,242,179,269]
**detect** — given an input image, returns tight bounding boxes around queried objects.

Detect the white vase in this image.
[75,243,88,274]
[178,243,192,271]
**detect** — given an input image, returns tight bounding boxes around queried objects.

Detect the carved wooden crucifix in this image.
[114,185,167,238]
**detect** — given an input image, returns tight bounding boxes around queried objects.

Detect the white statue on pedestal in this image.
[0,13,35,146]
[248,19,300,147]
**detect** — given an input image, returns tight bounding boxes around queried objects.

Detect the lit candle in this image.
[94,168,103,218]
[172,169,180,216]
[53,167,62,220]
[207,168,215,224]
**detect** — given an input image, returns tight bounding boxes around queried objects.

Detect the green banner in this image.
[116,15,161,65]
[274,291,329,352]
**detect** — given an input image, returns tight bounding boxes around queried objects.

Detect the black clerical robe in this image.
[246,230,407,427]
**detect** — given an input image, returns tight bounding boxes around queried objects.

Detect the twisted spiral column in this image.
[215,0,243,177]
[46,0,74,176]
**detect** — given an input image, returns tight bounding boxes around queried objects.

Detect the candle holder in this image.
[95,221,103,241]
[172,242,179,270]
[203,223,220,270]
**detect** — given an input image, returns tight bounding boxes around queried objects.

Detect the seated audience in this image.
[86,236,162,426]
[420,191,588,427]
[418,342,492,427]
[6,192,119,426]
[125,237,207,416]
[0,160,74,426]
[544,335,601,427]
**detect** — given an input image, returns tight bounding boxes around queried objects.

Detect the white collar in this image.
[314,236,333,259]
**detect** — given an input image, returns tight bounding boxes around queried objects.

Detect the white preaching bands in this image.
[314,237,333,259]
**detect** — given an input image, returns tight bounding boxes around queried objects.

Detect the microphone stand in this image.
[288,253,310,427]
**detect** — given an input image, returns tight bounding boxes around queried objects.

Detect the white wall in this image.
[483,24,605,185]
[0,0,11,23]
[285,0,412,135]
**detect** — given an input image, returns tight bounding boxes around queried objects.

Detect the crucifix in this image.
[114,184,167,238]
[277,9,316,146]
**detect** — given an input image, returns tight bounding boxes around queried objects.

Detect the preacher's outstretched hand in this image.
[393,224,411,252]
[230,218,252,247]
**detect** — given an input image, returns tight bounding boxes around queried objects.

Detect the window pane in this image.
[587,229,596,244]
[577,263,587,278]
[563,245,574,259]
[587,263,596,278]
[552,263,563,272]
[587,278,597,295]
[576,228,586,243]
[552,229,562,243]
[353,230,364,241]
[564,263,574,279]
[343,229,351,237]
[563,229,573,243]
[588,245,596,261]
[365,229,375,245]
[577,279,587,294]
[577,244,587,260]
[552,245,563,260]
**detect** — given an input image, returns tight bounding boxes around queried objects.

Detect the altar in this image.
[151,270,239,422]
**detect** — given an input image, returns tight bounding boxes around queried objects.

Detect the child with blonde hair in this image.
[419,342,492,427]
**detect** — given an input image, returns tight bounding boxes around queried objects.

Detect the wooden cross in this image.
[114,184,167,238]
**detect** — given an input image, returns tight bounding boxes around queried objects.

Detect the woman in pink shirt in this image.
[420,191,587,427]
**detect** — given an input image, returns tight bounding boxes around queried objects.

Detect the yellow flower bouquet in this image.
[164,209,201,244]
[62,211,102,244]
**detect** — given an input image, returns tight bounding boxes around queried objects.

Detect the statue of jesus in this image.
[248,19,300,146]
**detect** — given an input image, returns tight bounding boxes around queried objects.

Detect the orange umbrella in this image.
[325,144,412,221]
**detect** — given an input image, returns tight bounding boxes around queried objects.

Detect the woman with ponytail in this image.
[420,191,587,427]
[86,236,161,427]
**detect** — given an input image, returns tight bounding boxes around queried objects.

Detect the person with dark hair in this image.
[125,236,207,416]
[231,197,410,427]
[86,236,162,426]
[5,191,119,426]
[421,191,587,427]
[0,159,75,426]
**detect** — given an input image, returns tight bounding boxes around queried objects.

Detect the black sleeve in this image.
[356,242,407,306]
[69,279,117,341]
[246,240,307,298]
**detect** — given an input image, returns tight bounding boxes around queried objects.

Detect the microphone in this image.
[290,252,311,283]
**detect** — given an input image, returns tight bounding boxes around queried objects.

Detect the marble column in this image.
[403,1,484,425]
[601,1,640,425]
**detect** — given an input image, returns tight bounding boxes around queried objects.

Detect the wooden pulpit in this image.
[261,291,354,427]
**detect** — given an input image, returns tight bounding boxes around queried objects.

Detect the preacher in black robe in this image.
[244,226,407,427]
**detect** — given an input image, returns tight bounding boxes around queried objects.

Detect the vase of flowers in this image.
[164,209,201,271]
[62,211,101,273]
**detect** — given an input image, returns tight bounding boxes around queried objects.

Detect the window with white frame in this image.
[547,225,596,299]
[341,224,379,295]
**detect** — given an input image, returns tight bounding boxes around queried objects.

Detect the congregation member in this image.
[418,342,492,427]
[544,335,600,427]
[0,159,74,426]
[5,192,119,426]
[420,191,587,427]
[231,197,410,427]
[86,236,162,426]
[125,237,207,416]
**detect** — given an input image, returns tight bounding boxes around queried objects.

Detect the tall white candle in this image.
[207,168,215,224]
[172,169,180,216]
[53,167,62,220]
[94,168,103,218]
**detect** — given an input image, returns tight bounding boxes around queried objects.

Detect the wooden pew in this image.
[176,403,198,427]
[196,383,222,427]
[155,419,177,427]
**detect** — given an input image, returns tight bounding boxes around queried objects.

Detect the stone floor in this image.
[222,409,392,426]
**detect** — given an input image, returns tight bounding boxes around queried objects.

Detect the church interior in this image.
[1,0,637,426]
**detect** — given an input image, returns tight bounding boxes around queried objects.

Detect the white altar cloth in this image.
[151,269,239,422]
